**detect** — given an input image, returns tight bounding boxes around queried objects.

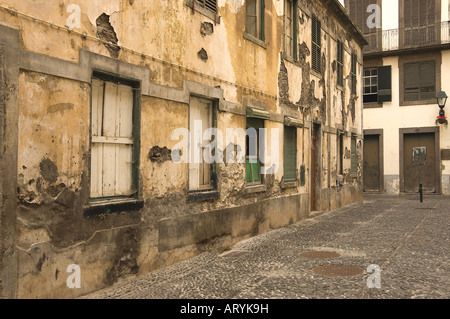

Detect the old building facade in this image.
[345,0,450,195]
[0,0,365,298]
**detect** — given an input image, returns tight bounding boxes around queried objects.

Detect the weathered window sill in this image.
[187,190,220,203]
[281,181,297,189]
[363,101,383,109]
[310,68,323,79]
[282,52,301,67]
[400,99,436,107]
[84,199,144,217]
[242,184,267,194]
[243,33,267,49]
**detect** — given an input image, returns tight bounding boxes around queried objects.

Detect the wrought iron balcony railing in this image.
[364,21,450,54]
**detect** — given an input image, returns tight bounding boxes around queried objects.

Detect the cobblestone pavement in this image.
[81,195,449,299]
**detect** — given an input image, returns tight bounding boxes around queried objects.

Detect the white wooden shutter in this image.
[189,97,212,191]
[90,80,134,199]
[285,0,293,56]
[189,98,201,191]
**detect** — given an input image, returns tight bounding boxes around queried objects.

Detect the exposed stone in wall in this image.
[278,58,290,106]
[200,22,214,37]
[296,42,327,121]
[39,158,58,184]
[341,91,347,127]
[149,146,172,163]
[198,48,208,62]
[348,97,356,124]
[96,13,120,59]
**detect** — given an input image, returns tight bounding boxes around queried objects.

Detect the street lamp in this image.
[436,91,448,118]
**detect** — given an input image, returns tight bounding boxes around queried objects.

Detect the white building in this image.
[345,0,450,195]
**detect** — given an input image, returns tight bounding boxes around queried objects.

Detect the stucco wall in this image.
[0,0,364,298]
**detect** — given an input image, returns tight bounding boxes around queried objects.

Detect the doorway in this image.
[400,128,440,194]
[363,130,384,192]
[311,123,321,211]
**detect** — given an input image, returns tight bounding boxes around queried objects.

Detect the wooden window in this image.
[404,60,436,101]
[195,0,217,13]
[312,15,321,73]
[351,53,357,94]
[246,118,264,184]
[285,0,297,59]
[345,0,381,51]
[403,0,436,47]
[351,135,357,176]
[338,133,344,175]
[283,126,297,183]
[337,40,344,87]
[246,0,265,41]
[189,97,214,191]
[90,78,136,199]
[363,68,378,103]
[363,66,392,104]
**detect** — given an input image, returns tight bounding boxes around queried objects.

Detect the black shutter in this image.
[312,16,321,73]
[351,54,357,94]
[377,65,392,102]
[337,41,343,86]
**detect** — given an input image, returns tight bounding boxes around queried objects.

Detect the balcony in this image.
[364,21,450,54]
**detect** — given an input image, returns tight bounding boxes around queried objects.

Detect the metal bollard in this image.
[419,184,423,203]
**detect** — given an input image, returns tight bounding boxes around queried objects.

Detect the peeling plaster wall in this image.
[0,0,364,298]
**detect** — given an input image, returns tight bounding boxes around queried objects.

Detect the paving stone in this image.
[81,195,450,299]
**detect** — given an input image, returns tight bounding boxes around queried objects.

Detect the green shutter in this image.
[351,137,357,176]
[284,126,297,182]
[260,0,265,41]
[293,0,298,60]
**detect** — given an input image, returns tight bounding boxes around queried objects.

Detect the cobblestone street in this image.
[82,195,449,300]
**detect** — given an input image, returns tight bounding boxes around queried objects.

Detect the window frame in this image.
[399,52,441,106]
[337,40,344,87]
[187,0,220,23]
[246,117,265,186]
[404,60,436,102]
[245,0,265,43]
[351,53,357,95]
[363,67,378,103]
[311,15,321,73]
[88,71,142,207]
[195,0,217,13]
[350,134,357,177]
[283,125,297,183]
[284,0,298,60]
[188,96,218,193]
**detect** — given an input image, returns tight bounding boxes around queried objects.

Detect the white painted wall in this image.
[364,51,450,194]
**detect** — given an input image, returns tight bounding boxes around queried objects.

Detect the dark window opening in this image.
[312,15,321,73]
